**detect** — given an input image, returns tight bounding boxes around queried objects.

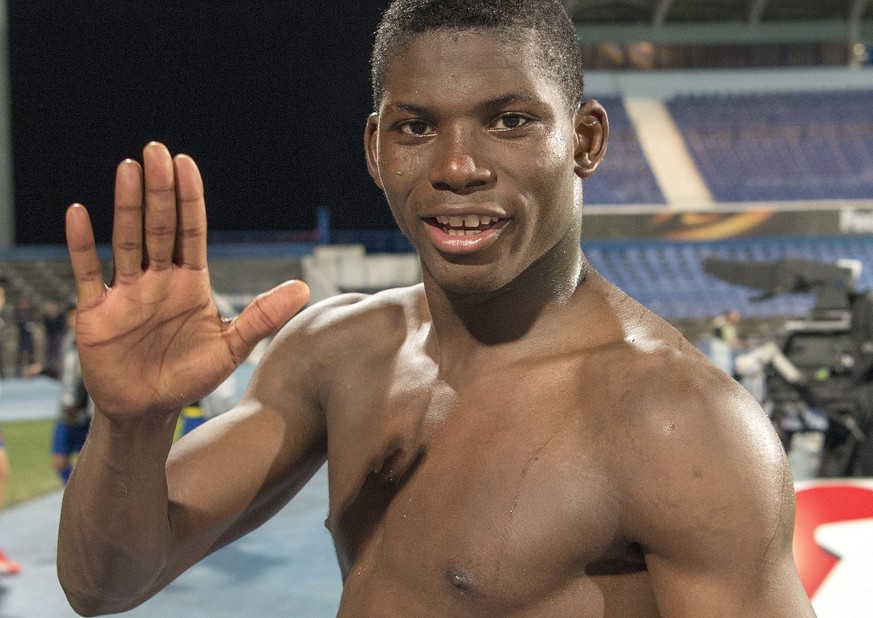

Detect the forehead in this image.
[380,29,564,112]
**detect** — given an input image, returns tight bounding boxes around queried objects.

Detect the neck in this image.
[422,233,586,361]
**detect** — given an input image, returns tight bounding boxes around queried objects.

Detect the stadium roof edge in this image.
[573,20,870,44]
[584,66,873,97]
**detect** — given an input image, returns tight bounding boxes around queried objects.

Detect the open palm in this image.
[65,142,309,418]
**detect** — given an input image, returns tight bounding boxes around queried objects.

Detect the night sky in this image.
[9,1,393,244]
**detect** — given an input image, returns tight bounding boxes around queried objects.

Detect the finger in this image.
[112,158,145,283]
[65,204,105,308]
[226,281,311,360]
[173,154,207,270]
[142,142,177,271]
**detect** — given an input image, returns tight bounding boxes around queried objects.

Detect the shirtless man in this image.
[57,1,815,615]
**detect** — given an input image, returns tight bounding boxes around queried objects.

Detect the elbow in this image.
[58,572,126,617]
[59,581,146,617]
[56,546,104,616]
[61,591,110,618]
[58,582,117,617]
[57,556,151,616]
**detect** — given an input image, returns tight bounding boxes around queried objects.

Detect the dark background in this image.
[9,1,393,244]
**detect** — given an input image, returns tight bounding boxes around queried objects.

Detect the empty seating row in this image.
[585,235,873,320]
[584,97,665,206]
[668,91,873,202]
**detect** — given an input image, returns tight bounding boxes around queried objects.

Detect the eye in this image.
[399,120,434,136]
[492,114,530,131]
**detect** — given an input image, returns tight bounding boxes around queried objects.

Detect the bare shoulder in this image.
[572,273,788,543]
[574,274,810,612]
[281,284,423,344]
[592,290,788,536]
[613,333,787,506]
[253,284,427,383]
[578,273,781,481]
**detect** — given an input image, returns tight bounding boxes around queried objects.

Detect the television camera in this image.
[703,257,873,477]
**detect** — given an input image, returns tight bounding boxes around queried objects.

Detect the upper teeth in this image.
[436,215,498,228]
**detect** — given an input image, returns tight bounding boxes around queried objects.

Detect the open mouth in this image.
[429,214,504,236]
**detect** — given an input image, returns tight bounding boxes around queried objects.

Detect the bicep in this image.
[620,373,812,615]
[156,294,371,580]
[641,460,810,616]
[161,334,328,576]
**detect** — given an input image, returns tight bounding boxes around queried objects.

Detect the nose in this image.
[428,128,493,193]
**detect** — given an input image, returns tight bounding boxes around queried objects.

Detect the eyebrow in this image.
[479,92,542,110]
[387,92,545,117]
[390,102,430,116]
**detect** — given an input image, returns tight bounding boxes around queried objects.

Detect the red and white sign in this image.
[794,479,873,617]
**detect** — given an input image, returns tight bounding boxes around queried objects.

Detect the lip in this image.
[423,216,508,255]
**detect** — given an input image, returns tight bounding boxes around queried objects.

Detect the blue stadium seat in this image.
[583,97,666,206]
[585,236,873,320]
[667,91,873,202]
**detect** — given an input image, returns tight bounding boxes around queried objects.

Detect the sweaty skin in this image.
[57,30,815,617]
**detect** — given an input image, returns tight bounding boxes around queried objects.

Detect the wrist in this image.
[92,406,181,447]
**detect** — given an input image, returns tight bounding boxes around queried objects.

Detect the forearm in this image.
[57,408,179,616]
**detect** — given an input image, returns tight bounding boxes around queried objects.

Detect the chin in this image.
[426,262,514,297]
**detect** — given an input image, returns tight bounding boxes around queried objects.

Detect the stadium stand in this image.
[3,233,870,331]
[668,90,873,202]
[585,235,873,321]
[583,97,666,206]
[1,90,872,348]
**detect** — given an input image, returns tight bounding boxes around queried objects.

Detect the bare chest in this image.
[322,362,652,614]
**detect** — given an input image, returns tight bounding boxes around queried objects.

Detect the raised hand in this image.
[65,142,309,418]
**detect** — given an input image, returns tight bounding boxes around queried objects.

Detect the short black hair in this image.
[371,0,584,111]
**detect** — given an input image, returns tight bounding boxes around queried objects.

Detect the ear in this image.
[573,99,608,180]
[364,112,384,190]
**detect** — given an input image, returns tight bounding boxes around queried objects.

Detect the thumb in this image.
[227,280,311,358]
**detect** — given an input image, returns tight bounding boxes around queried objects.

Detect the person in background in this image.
[711,308,742,348]
[41,299,70,380]
[18,301,92,483]
[0,274,21,575]
[708,308,743,376]
[0,429,19,575]
[14,296,36,377]
[51,303,91,484]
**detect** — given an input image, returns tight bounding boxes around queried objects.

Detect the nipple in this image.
[447,566,474,592]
